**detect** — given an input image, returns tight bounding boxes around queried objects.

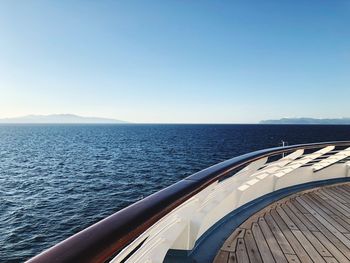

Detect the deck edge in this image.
[164,177,350,263]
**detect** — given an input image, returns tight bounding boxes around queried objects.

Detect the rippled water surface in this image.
[1,124,350,262]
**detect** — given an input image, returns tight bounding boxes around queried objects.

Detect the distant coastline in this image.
[0,114,127,124]
[260,118,350,125]
[2,115,350,125]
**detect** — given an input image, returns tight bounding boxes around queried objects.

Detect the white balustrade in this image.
[111,145,350,263]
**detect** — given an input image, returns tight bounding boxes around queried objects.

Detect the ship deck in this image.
[214,182,350,263]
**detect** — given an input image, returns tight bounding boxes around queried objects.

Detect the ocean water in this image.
[1,124,350,262]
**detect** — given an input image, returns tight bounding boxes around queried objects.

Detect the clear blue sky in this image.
[1,1,349,123]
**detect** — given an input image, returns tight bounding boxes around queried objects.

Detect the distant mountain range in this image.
[260,118,350,125]
[0,114,127,124]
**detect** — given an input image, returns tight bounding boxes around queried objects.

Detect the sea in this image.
[1,124,350,262]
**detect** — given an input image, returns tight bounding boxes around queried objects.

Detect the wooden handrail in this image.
[27,141,350,263]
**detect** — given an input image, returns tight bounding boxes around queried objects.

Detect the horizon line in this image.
[2,122,350,126]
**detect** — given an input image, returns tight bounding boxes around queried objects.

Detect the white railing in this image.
[111,144,350,263]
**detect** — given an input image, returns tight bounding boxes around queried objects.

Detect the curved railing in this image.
[27,141,350,263]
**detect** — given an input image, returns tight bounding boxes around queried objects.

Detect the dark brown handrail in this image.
[27,141,350,263]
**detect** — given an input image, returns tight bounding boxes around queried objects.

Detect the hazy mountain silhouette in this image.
[0,114,127,124]
[260,117,350,125]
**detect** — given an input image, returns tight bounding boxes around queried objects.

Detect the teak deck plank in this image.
[264,213,295,255]
[290,229,326,263]
[323,188,348,204]
[282,203,332,257]
[285,202,318,232]
[214,183,350,263]
[276,206,299,231]
[285,254,301,263]
[270,209,313,263]
[296,196,349,234]
[310,193,350,232]
[331,187,350,207]
[324,258,338,263]
[304,213,350,260]
[311,192,350,219]
[312,231,350,263]
[334,186,350,202]
[244,229,262,263]
[258,217,287,263]
[251,222,275,262]
[236,239,249,263]
[281,205,308,231]
[315,191,350,218]
[214,250,230,263]
[222,228,246,252]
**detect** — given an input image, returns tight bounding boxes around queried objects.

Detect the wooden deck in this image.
[214,182,350,263]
